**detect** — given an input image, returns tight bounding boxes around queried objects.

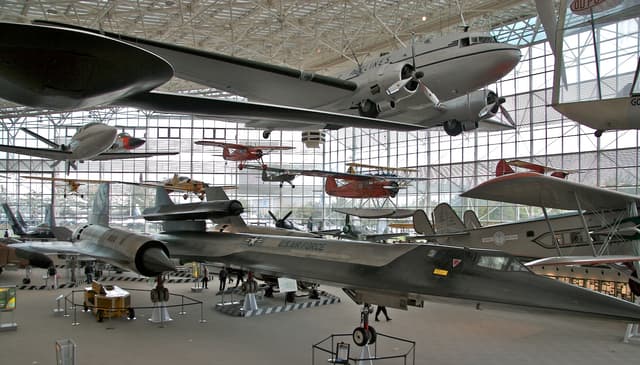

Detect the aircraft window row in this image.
[459,36,498,48]
[476,255,528,272]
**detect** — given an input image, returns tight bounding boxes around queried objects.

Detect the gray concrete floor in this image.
[2,267,640,364]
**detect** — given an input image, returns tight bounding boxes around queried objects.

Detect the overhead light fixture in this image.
[421,15,427,21]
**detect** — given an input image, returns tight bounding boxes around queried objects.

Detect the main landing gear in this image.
[352,303,377,346]
[262,130,271,139]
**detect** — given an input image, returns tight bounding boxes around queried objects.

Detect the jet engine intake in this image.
[73,224,175,276]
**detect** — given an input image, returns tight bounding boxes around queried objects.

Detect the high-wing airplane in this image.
[0,21,518,139]
[195,141,294,170]
[496,159,575,179]
[13,184,640,342]
[23,175,117,198]
[460,171,640,281]
[535,0,640,137]
[1,203,56,239]
[0,124,178,174]
[244,163,427,206]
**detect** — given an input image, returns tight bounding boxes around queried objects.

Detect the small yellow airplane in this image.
[24,176,112,198]
[24,175,235,200]
[139,174,235,200]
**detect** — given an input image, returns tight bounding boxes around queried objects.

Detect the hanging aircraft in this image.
[243,163,427,206]
[496,159,576,179]
[13,184,640,345]
[0,124,178,174]
[534,0,640,137]
[195,141,294,170]
[23,176,116,198]
[0,21,518,140]
[139,174,236,200]
[1,203,56,239]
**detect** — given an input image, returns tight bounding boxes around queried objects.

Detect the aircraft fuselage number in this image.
[278,240,326,252]
[630,97,640,106]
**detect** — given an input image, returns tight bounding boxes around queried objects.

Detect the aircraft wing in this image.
[117,92,422,132]
[333,208,418,219]
[11,240,128,263]
[0,145,70,160]
[23,176,113,184]
[460,172,640,211]
[34,20,357,109]
[91,151,179,161]
[525,255,640,267]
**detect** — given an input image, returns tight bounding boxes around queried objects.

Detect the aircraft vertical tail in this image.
[89,184,110,226]
[205,187,247,228]
[433,203,466,233]
[155,186,174,207]
[495,159,515,176]
[15,209,27,228]
[44,204,56,228]
[463,210,482,229]
[412,209,434,235]
[2,203,27,236]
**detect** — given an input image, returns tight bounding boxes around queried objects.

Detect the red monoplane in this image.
[195,141,294,169]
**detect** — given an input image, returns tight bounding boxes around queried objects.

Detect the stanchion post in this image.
[179,295,186,315]
[71,303,79,326]
[199,301,207,323]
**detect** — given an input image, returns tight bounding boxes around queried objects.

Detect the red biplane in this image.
[496,159,576,179]
[195,141,294,170]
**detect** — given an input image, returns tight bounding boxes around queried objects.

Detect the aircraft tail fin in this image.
[44,204,56,228]
[433,203,466,233]
[52,226,73,241]
[15,209,27,229]
[412,209,434,235]
[155,186,174,207]
[19,127,60,149]
[205,187,230,201]
[463,210,482,229]
[89,184,110,226]
[495,159,515,176]
[2,203,27,236]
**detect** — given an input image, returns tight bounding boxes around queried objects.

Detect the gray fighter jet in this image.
[13,185,640,345]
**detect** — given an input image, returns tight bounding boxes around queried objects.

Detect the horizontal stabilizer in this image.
[143,200,244,221]
[525,255,640,267]
[333,208,417,219]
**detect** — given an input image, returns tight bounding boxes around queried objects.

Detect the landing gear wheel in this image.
[96,309,104,322]
[367,325,377,344]
[444,120,463,136]
[352,327,370,347]
[183,193,188,200]
[358,99,379,118]
[128,308,135,320]
[595,129,604,137]
[22,277,31,284]
[263,130,271,139]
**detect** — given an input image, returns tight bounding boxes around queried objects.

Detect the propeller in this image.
[268,210,294,230]
[478,91,516,128]
[385,35,442,109]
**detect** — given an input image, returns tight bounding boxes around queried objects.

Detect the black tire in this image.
[444,120,463,136]
[128,308,135,320]
[0,267,3,274]
[595,129,604,137]
[358,99,379,118]
[96,310,104,322]
[22,277,31,284]
[263,130,271,139]
[367,326,377,344]
[352,327,370,347]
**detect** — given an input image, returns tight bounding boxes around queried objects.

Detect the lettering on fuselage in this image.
[278,240,326,252]
[346,55,392,77]
[630,97,640,106]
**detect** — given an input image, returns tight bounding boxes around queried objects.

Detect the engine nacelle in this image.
[358,63,418,118]
[72,224,174,277]
[420,89,498,136]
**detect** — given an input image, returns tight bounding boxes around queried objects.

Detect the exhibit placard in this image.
[277,277,297,293]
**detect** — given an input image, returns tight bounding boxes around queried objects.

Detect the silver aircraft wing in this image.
[0,145,70,160]
[117,92,422,132]
[461,172,640,211]
[33,20,357,108]
[91,151,179,160]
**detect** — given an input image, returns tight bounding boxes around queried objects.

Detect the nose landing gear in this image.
[352,303,377,346]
